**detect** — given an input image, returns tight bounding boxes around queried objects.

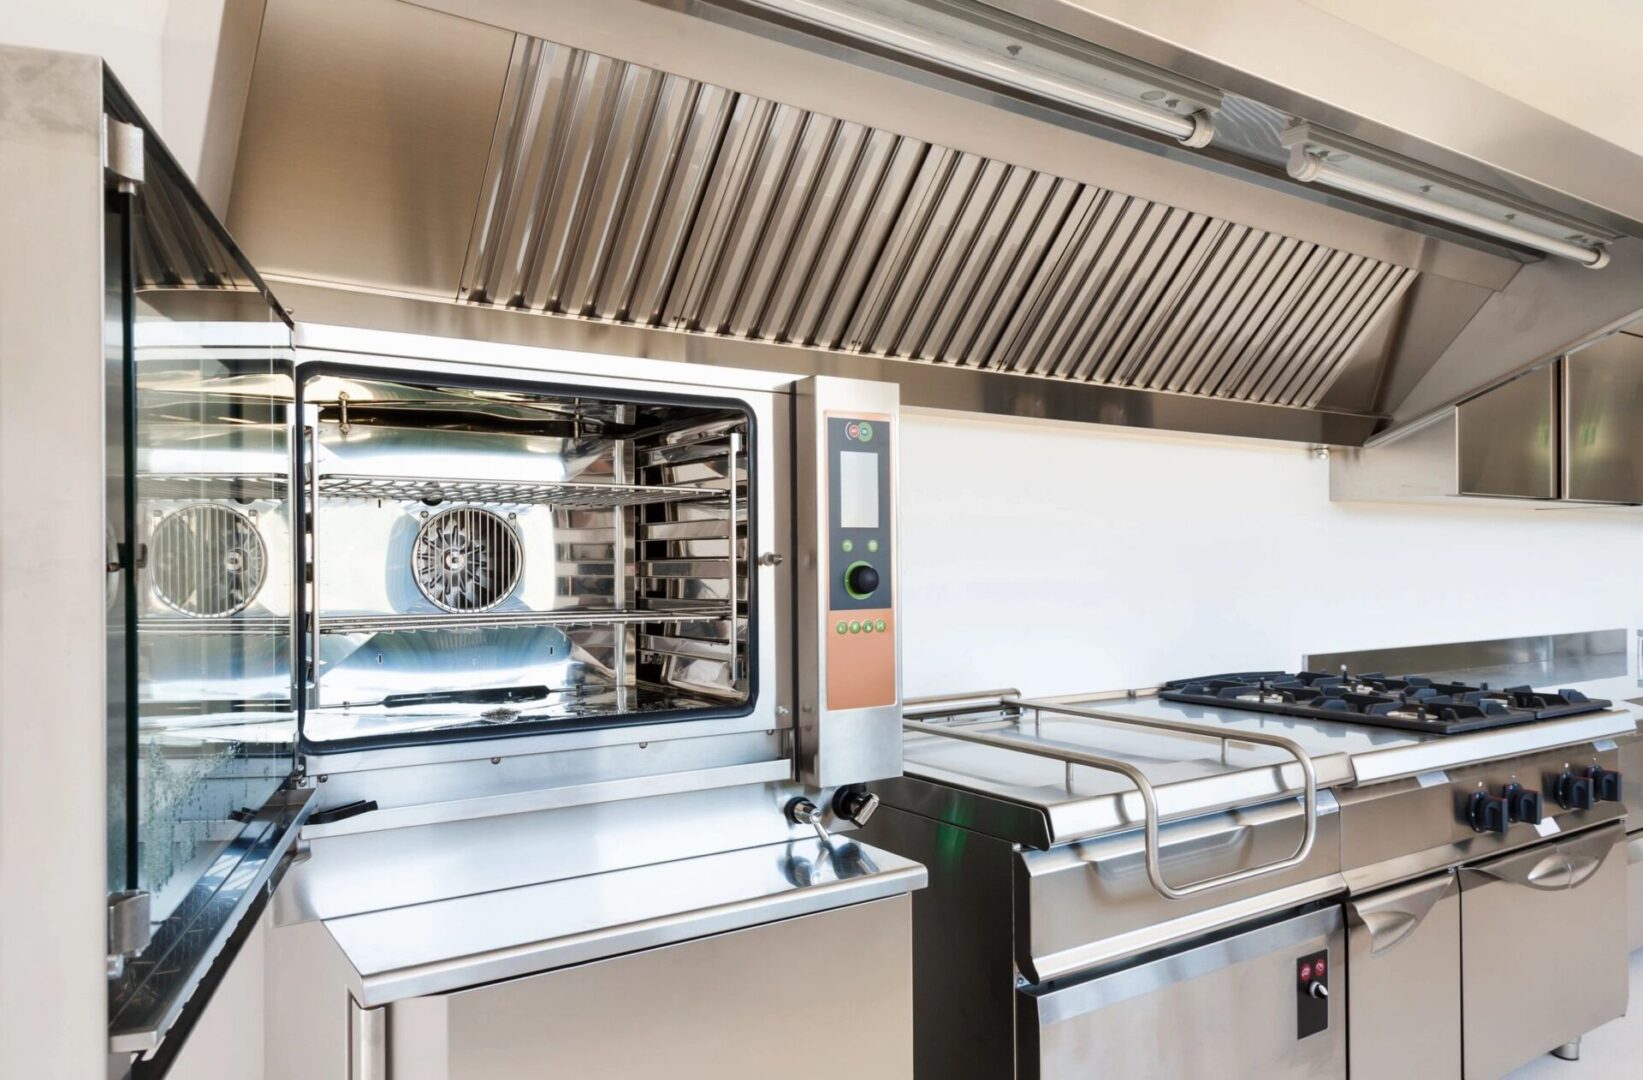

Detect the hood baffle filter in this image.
[411,506,523,613]
[150,504,268,617]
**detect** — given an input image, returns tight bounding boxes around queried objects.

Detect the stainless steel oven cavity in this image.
[299,370,752,744]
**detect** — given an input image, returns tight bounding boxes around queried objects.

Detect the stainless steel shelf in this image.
[318,605,733,635]
[138,473,289,500]
[317,473,728,510]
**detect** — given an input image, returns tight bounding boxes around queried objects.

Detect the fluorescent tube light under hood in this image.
[741,0,1219,146]
[1282,124,1614,269]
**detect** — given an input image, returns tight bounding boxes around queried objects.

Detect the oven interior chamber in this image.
[297,370,751,746]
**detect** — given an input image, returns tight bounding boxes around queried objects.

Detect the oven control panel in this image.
[795,377,901,789]
[824,412,894,711]
[1296,949,1330,1039]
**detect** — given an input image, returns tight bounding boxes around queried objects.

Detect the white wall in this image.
[898,409,1643,698]
[2,0,260,213]
[3,1,171,116]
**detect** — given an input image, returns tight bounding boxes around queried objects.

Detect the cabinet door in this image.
[1346,873,1460,1079]
[103,94,307,1060]
[1458,823,1628,1079]
[1456,363,1556,498]
[1564,332,1643,503]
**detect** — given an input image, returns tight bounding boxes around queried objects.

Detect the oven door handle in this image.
[1472,826,1621,891]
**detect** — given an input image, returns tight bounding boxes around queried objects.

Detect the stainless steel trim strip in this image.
[348,998,387,1080]
[1305,629,1629,680]
[1349,712,1639,785]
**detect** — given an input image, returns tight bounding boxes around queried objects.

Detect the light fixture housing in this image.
[739,0,1220,146]
[1281,124,1615,269]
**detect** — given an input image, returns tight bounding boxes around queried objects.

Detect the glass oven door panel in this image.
[124,279,298,928]
[129,306,297,923]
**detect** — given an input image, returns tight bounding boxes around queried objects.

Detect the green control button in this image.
[867,539,879,553]
[875,619,887,632]
[862,621,874,634]
[841,539,854,553]
[835,621,848,635]
[848,621,861,634]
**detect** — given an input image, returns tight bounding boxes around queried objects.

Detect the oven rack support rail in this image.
[902,691,1320,901]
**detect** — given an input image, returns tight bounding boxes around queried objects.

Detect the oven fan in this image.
[150,504,268,618]
[411,506,522,613]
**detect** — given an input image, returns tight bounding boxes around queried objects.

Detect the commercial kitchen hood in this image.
[220,0,1643,446]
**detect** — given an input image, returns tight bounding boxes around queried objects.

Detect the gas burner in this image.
[1159,671,1609,735]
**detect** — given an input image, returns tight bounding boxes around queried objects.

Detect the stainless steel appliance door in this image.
[1459,821,1629,1079]
[1022,905,1345,1079]
[378,895,912,1080]
[1346,872,1461,1078]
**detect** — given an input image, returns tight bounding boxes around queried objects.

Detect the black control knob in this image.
[1503,783,1543,825]
[833,784,881,827]
[846,563,880,597]
[1555,771,1596,811]
[1585,766,1623,803]
[1466,791,1510,835]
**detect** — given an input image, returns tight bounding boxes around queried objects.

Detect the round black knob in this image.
[846,562,880,597]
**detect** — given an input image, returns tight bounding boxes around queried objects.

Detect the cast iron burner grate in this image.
[1158,671,1611,734]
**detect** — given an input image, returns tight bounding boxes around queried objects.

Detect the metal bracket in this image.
[107,890,151,979]
[102,117,144,191]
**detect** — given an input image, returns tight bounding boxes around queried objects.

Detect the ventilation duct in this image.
[459,38,1414,410]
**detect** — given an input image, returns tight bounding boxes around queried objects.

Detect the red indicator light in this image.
[1314,960,1326,977]
[1300,963,1313,981]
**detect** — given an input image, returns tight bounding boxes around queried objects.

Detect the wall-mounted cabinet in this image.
[1332,327,1643,507]
[1563,331,1643,503]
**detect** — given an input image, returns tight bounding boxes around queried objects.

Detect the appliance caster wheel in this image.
[1551,1038,1581,1061]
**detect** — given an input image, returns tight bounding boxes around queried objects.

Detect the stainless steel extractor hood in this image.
[221,0,1643,445]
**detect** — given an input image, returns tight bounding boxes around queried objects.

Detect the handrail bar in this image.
[903,697,1318,901]
[903,688,1022,708]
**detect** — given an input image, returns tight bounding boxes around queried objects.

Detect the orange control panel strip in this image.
[826,610,894,710]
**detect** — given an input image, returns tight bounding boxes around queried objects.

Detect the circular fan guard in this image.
[150,504,268,618]
[411,507,522,613]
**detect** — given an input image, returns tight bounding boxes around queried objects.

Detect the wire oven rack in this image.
[137,473,289,500]
[316,604,733,636]
[316,474,728,510]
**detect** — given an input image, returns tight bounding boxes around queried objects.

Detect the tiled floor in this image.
[1508,950,1643,1078]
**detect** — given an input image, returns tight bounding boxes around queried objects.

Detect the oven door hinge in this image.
[106,890,151,980]
[103,117,144,193]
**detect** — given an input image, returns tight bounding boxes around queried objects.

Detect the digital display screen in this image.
[839,451,879,529]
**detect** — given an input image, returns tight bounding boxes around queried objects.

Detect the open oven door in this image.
[101,73,313,1075]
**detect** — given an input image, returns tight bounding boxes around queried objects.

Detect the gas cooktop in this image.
[1159,671,1612,735]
